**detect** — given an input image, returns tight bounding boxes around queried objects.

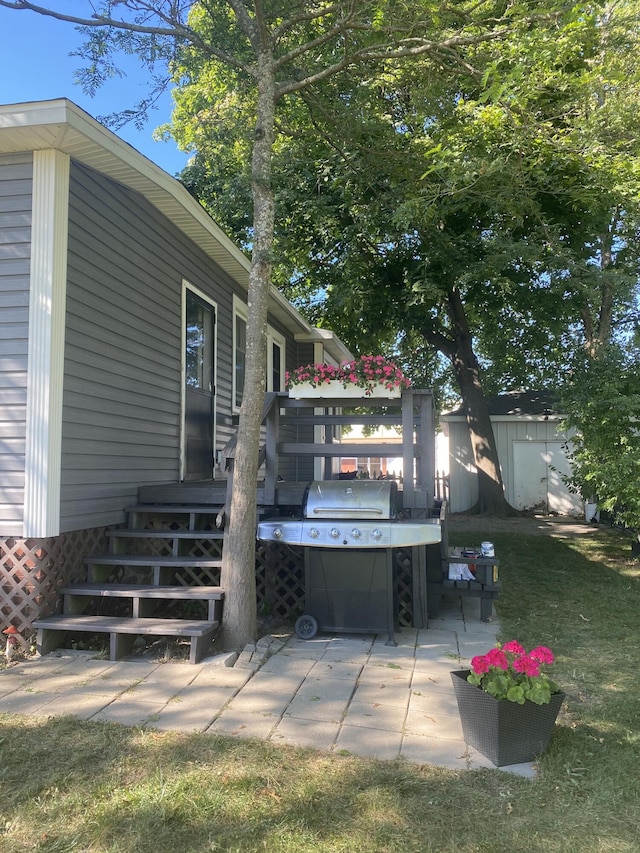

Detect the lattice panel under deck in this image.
[1,528,108,640]
[256,541,305,619]
[255,541,414,627]
[395,548,414,628]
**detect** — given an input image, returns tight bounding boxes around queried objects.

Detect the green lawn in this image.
[1,526,639,852]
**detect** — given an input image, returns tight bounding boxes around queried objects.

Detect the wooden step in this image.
[126,504,226,532]
[85,554,222,584]
[106,529,225,540]
[126,504,225,514]
[33,615,220,665]
[86,555,222,566]
[61,584,224,620]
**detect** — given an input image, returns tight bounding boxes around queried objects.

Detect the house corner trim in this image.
[23,149,70,538]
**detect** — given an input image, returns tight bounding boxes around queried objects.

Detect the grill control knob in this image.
[351,528,362,540]
[273,527,283,539]
[330,527,341,539]
[371,528,383,541]
[309,527,320,539]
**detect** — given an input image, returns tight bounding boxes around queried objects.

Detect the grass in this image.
[1,525,640,852]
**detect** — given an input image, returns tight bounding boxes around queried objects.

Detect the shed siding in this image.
[0,153,32,533]
[496,419,570,506]
[445,417,575,513]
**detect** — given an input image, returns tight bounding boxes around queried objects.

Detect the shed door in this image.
[184,290,216,480]
[513,441,582,515]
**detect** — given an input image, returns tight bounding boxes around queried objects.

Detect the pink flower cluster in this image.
[286,355,411,394]
[471,640,554,680]
[467,640,558,704]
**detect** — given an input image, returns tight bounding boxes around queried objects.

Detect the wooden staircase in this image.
[34,503,226,664]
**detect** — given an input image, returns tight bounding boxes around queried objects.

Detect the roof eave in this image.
[0,98,346,349]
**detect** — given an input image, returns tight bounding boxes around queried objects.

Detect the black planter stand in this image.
[451,670,564,766]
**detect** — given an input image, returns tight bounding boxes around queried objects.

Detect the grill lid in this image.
[303,480,398,520]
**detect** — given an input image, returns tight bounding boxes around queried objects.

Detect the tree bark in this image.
[219,52,275,650]
[425,287,518,516]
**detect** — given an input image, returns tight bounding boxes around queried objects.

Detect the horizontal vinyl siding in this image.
[62,161,282,530]
[0,154,32,534]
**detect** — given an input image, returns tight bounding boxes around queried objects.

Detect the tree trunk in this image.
[425,287,518,516]
[219,54,275,650]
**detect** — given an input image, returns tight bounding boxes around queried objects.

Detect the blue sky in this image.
[0,3,189,176]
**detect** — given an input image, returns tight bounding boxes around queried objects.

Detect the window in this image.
[233,297,285,409]
[268,329,286,393]
[234,311,246,409]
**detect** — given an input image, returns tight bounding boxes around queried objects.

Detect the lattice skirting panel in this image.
[255,542,415,628]
[1,527,108,643]
[2,530,419,644]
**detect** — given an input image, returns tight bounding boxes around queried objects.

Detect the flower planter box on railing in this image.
[286,355,410,400]
[289,380,401,399]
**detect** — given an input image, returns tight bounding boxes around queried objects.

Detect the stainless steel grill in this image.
[258,480,441,549]
[257,480,442,644]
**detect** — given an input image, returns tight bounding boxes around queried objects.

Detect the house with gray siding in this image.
[0,99,351,638]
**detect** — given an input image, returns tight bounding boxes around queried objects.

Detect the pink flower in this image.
[530,646,555,665]
[484,648,509,670]
[513,655,541,677]
[471,654,490,674]
[502,640,526,655]
[287,356,410,391]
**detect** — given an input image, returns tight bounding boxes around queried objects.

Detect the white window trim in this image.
[232,295,248,412]
[23,150,70,538]
[267,326,286,393]
[233,295,286,411]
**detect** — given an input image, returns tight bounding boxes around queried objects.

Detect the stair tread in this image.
[85,554,222,567]
[126,504,225,514]
[33,614,219,636]
[106,529,224,539]
[61,583,224,598]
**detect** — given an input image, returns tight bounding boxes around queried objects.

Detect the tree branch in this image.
[0,0,251,74]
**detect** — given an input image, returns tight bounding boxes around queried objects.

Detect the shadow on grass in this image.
[1,711,640,853]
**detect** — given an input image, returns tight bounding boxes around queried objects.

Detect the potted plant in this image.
[286,355,411,398]
[451,640,565,766]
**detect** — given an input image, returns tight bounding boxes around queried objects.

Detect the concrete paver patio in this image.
[0,595,536,775]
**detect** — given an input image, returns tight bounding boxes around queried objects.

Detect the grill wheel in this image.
[295,613,318,640]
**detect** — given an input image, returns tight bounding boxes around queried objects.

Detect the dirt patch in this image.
[447,513,605,539]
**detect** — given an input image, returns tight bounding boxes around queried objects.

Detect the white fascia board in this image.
[295,327,353,364]
[23,149,69,538]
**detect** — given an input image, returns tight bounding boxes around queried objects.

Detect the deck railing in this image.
[221,389,437,512]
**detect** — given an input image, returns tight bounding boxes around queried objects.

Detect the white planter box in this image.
[289,380,401,400]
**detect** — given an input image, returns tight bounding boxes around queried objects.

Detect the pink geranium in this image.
[513,655,541,677]
[471,654,491,674]
[286,355,411,394]
[530,646,555,664]
[466,639,559,705]
[484,648,509,670]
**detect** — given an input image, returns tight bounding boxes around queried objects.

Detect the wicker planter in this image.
[289,380,401,399]
[451,670,564,766]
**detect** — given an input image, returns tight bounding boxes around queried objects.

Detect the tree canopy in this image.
[170,1,639,512]
[0,0,552,636]
[561,345,640,539]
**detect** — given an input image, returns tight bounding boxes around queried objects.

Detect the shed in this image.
[440,391,582,516]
